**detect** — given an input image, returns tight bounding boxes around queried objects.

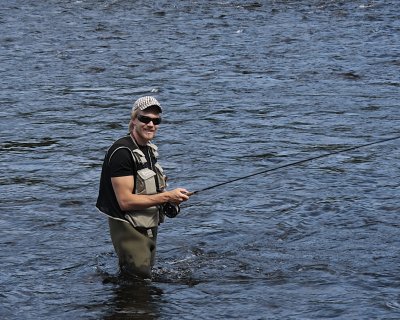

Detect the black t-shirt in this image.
[109,145,153,177]
[109,148,135,178]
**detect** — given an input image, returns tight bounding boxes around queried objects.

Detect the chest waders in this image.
[105,137,166,279]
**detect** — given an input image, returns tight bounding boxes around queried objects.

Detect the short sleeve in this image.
[109,148,135,177]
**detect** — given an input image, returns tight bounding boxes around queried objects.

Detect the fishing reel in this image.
[162,202,180,218]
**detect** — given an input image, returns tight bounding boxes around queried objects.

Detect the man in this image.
[96,96,190,279]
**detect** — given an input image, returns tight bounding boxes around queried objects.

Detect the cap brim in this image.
[141,104,162,112]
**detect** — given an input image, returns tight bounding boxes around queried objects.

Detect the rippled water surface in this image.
[1,1,399,319]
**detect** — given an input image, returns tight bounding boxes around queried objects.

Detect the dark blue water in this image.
[1,1,399,319]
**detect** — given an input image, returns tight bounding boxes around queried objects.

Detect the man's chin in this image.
[144,133,156,140]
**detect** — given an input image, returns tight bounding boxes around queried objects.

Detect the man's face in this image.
[132,108,161,144]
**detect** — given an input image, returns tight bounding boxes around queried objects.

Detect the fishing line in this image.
[188,134,400,196]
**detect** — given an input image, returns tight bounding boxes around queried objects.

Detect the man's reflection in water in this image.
[103,276,163,320]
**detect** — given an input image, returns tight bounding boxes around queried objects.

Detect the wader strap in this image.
[134,226,156,238]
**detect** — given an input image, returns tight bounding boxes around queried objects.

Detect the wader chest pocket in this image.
[137,168,157,195]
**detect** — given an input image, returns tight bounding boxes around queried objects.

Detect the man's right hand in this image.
[167,188,190,204]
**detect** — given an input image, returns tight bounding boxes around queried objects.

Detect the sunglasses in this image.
[137,114,162,125]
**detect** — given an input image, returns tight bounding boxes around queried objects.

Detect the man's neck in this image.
[130,132,148,147]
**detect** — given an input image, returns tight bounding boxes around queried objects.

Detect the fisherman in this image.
[96,96,190,279]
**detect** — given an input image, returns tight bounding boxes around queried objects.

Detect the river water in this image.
[1,1,399,319]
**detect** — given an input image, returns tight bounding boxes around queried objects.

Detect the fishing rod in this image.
[188,134,400,196]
